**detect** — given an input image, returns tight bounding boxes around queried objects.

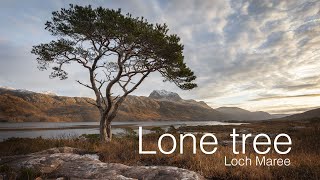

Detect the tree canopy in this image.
[32,4,196,89]
[31,4,197,141]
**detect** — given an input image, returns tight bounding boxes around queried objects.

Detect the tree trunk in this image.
[106,121,112,141]
[99,116,112,142]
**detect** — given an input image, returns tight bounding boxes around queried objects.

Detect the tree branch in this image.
[76,80,93,89]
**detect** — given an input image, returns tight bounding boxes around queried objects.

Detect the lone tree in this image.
[31,5,197,142]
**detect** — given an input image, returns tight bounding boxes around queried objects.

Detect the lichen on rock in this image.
[0,147,205,180]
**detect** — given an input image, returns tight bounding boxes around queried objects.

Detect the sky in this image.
[0,0,320,114]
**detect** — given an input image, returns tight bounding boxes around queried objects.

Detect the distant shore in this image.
[0,118,319,179]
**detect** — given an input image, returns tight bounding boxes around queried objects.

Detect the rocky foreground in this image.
[0,147,204,180]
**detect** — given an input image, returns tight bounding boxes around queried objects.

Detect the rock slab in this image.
[0,147,205,180]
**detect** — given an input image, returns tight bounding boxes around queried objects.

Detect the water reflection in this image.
[0,121,245,141]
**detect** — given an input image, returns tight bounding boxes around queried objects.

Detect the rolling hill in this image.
[0,88,225,122]
[215,107,274,120]
[0,87,283,122]
[279,108,320,121]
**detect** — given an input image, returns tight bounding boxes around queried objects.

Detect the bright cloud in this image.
[0,0,319,114]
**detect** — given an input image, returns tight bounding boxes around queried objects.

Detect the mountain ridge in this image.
[0,87,288,122]
[215,106,274,120]
[0,87,225,122]
[278,108,320,121]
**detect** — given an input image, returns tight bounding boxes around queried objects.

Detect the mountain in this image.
[0,87,99,122]
[215,107,274,121]
[41,91,58,96]
[149,90,182,101]
[279,108,320,121]
[0,87,224,122]
[271,114,290,119]
[0,87,283,122]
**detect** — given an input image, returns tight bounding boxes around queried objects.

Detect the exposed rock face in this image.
[0,147,205,180]
[0,87,223,122]
[149,90,182,101]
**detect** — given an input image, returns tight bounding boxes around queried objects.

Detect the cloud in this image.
[265,106,320,114]
[181,1,320,111]
[0,0,320,114]
[251,93,320,101]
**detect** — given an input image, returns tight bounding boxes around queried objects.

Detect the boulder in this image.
[0,147,205,180]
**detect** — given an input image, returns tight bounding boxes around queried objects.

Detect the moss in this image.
[80,133,100,140]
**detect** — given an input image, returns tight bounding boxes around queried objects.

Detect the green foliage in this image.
[17,168,41,180]
[31,4,197,90]
[150,127,166,134]
[123,127,137,138]
[80,133,100,140]
[0,165,11,172]
[31,4,197,142]
[167,125,178,134]
[0,165,16,180]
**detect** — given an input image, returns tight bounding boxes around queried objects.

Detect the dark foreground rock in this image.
[0,147,205,180]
